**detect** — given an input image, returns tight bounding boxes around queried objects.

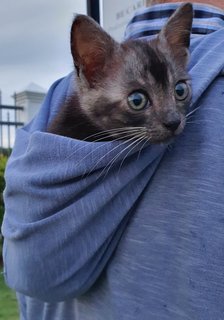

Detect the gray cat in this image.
[48,3,193,144]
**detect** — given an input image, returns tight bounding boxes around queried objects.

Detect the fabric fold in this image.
[2,119,165,300]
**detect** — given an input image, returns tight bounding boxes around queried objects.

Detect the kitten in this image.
[48,3,193,144]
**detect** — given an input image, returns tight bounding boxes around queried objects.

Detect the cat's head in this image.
[70,3,193,143]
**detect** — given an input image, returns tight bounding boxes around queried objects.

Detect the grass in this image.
[0,269,19,320]
[0,154,17,318]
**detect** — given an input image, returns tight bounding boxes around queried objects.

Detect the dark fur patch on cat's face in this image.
[67,3,193,143]
[144,45,169,89]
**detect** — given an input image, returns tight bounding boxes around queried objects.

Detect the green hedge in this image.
[0,155,8,264]
[0,155,7,229]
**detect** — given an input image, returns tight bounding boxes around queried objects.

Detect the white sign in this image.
[100,0,146,41]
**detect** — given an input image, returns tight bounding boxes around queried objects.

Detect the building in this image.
[14,83,46,125]
[0,83,46,150]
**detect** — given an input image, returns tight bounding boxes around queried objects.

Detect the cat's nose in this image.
[162,113,181,132]
[163,119,181,132]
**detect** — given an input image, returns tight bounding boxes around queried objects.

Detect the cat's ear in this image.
[71,15,117,86]
[158,3,193,66]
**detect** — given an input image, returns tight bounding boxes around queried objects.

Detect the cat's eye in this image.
[127,91,149,111]
[175,82,189,100]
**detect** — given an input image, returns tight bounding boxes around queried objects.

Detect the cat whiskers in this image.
[117,134,148,175]
[65,127,146,161]
[114,128,157,171]
[93,128,157,179]
[186,119,213,125]
[99,133,148,179]
[84,133,144,178]
[185,106,203,127]
[136,136,151,161]
[185,106,201,119]
[82,126,147,141]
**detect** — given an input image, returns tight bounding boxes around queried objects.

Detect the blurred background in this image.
[0,0,86,105]
[0,0,149,150]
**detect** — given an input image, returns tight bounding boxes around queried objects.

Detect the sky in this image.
[0,0,86,105]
